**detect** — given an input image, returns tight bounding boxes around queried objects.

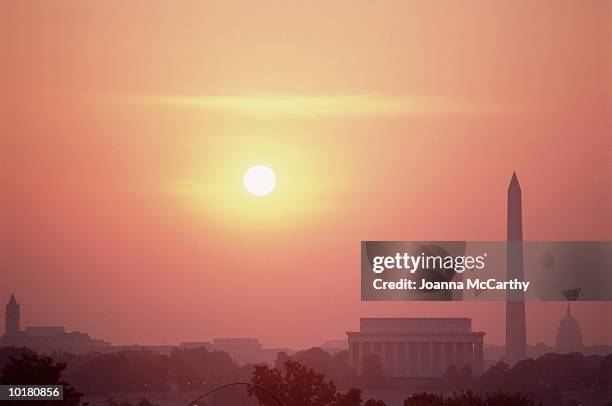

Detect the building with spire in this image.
[555,303,583,353]
[1,294,111,354]
[5,294,20,336]
[506,172,527,365]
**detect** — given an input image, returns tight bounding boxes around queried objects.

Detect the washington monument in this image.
[506,172,527,364]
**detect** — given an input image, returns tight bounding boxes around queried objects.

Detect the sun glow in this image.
[244,165,276,196]
[126,94,495,118]
[164,134,341,229]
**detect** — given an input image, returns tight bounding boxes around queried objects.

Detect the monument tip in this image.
[509,171,521,190]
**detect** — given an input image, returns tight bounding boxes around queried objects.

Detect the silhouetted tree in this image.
[0,347,36,370]
[443,390,484,406]
[333,388,363,406]
[477,361,508,392]
[238,363,257,382]
[482,391,535,406]
[275,347,356,387]
[503,359,542,394]
[457,366,474,389]
[170,347,237,391]
[69,352,129,395]
[0,353,84,405]
[332,388,386,406]
[249,360,336,406]
[475,353,603,405]
[104,399,158,406]
[404,390,534,406]
[535,352,590,393]
[596,354,612,390]
[136,400,157,406]
[63,350,171,395]
[404,392,445,406]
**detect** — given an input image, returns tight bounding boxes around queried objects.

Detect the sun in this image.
[244,165,276,196]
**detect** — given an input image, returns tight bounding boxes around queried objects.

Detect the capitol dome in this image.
[555,303,583,353]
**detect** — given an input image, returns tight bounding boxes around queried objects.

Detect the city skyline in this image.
[2,167,611,348]
[1,291,607,353]
[2,1,611,350]
[3,168,611,348]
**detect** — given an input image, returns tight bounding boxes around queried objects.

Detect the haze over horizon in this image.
[2,1,611,349]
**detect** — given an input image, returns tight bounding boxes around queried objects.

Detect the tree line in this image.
[1,345,611,406]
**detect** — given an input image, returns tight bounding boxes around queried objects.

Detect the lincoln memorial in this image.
[347,318,485,377]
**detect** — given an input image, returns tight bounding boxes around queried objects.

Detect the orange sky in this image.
[1,1,611,348]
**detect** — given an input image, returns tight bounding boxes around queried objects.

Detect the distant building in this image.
[2,296,297,362]
[347,318,485,377]
[0,294,111,354]
[207,338,293,365]
[212,337,262,351]
[111,344,177,355]
[178,341,213,350]
[555,303,583,353]
[178,338,293,365]
[321,339,348,355]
